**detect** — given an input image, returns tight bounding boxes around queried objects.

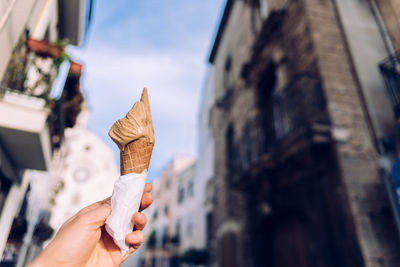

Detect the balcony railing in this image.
[0,86,46,109]
[379,51,400,119]
[1,33,83,153]
[273,73,329,138]
[228,73,329,183]
[1,33,66,105]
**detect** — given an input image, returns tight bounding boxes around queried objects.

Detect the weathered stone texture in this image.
[306,0,400,266]
[376,0,400,51]
[209,0,400,266]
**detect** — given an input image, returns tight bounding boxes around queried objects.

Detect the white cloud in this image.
[68,44,206,176]
[65,0,226,178]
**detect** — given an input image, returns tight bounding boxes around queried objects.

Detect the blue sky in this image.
[68,0,225,178]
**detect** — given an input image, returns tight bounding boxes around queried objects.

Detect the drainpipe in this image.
[368,0,400,241]
[330,0,400,241]
[367,0,396,55]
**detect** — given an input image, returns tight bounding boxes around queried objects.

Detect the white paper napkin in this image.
[105,170,147,255]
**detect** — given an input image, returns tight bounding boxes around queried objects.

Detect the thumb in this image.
[84,198,112,228]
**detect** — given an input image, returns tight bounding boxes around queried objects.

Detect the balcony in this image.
[0,87,51,172]
[379,51,400,121]
[0,35,83,174]
[1,34,65,104]
[227,74,331,186]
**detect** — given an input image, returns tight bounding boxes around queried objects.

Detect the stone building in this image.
[207,0,400,267]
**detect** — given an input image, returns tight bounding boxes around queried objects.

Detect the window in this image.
[178,184,184,204]
[172,220,181,245]
[242,121,258,168]
[226,125,236,172]
[162,226,168,246]
[257,62,277,105]
[206,212,213,248]
[256,62,277,151]
[0,175,12,214]
[259,0,269,20]
[176,219,181,237]
[43,26,50,41]
[187,180,194,197]
[224,55,233,89]
[186,219,192,236]
[164,206,169,216]
[147,230,156,248]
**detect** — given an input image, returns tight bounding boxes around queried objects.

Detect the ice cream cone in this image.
[109,87,155,175]
[120,137,154,175]
[107,88,155,255]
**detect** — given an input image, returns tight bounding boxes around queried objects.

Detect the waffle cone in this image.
[120,138,154,175]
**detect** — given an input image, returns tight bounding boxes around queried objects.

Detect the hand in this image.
[29,182,153,267]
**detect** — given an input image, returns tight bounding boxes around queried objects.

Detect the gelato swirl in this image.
[108,88,155,150]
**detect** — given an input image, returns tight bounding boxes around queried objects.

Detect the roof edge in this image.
[208,0,235,64]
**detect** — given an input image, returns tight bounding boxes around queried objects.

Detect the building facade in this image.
[207,0,400,267]
[141,155,196,267]
[193,66,216,254]
[123,178,161,267]
[0,0,92,265]
[48,108,118,231]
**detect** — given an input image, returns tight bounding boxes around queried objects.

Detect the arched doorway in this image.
[220,232,238,267]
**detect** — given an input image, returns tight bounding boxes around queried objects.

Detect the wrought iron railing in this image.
[1,33,66,105]
[379,51,400,118]
[0,85,47,109]
[227,73,329,181]
[0,31,86,159]
[273,73,329,138]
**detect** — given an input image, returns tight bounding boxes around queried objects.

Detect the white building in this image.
[193,66,215,252]
[175,162,196,252]
[141,155,195,267]
[49,108,118,230]
[138,68,216,266]
[122,178,161,267]
[0,0,87,80]
[0,0,92,264]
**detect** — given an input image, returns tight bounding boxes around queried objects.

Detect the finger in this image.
[121,231,144,261]
[125,230,144,249]
[139,192,153,211]
[132,212,147,231]
[144,182,152,193]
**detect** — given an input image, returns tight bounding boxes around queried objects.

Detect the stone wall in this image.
[305,0,400,265]
[376,0,400,51]
[209,1,259,266]
[209,0,400,266]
